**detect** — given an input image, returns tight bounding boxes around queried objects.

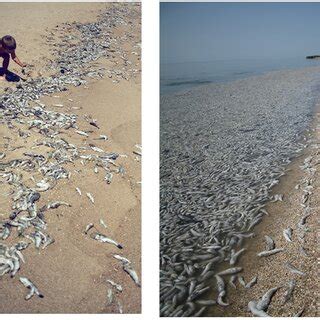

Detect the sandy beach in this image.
[0,3,141,314]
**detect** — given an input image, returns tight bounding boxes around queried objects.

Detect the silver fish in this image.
[285,262,305,276]
[106,279,123,292]
[123,263,140,287]
[264,235,275,250]
[256,286,281,311]
[90,232,123,249]
[19,277,44,300]
[86,192,95,204]
[282,279,296,304]
[257,248,284,257]
[84,223,94,234]
[248,300,269,317]
[217,267,243,276]
[75,187,82,196]
[283,228,293,242]
[99,218,107,229]
[75,130,89,137]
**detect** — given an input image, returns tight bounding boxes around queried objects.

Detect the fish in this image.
[257,248,284,257]
[283,228,293,242]
[99,218,107,229]
[245,276,258,289]
[75,130,89,137]
[194,299,216,306]
[106,279,123,292]
[84,223,94,234]
[285,262,305,276]
[215,275,229,306]
[47,201,71,209]
[90,232,123,249]
[256,286,281,311]
[106,288,113,305]
[264,235,275,250]
[19,277,44,300]
[248,300,269,317]
[217,267,243,276]
[230,248,246,265]
[86,193,95,204]
[282,279,296,304]
[76,187,82,196]
[123,263,140,287]
[113,254,131,264]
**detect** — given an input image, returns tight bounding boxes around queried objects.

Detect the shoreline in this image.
[0,3,141,313]
[160,64,320,97]
[160,66,320,316]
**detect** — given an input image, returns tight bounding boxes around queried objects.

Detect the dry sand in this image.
[0,3,141,313]
[205,113,319,317]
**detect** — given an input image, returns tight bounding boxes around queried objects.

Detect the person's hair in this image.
[1,35,16,50]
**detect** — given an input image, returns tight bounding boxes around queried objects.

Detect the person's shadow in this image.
[0,68,21,82]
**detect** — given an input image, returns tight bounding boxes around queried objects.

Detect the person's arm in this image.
[10,51,26,68]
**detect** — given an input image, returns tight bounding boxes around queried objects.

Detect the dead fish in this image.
[84,223,94,234]
[256,286,281,311]
[282,279,296,304]
[113,254,131,264]
[75,187,82,196]
[272,194,283,202]
[75,130,89,137]
[248,300,269,317]
[230,248,246,265]
[94,134,108,141]
[285,262,305,276]
[106,279,122,292]
[117,301,123,314]
[35,180,50,192]
[245,276,258,289]
[86,193,94,204]
[90,232,123,249]
[257,248,284,257]
[89,121,99,129]
[264,235,275,250]
[217,267,243,276]
[91,146,104,153]
[229,275,237,289]
[0,152,5,159]
[47,201,71,209]
[215,275,229,306]
[238,276,246,287]
[42,236,55,249]
[99,219,107,229]
[195,299,216,306]
[106,288,113,305]
[123,263,140,287]
[283,228,293,242]
[19,277,44,300]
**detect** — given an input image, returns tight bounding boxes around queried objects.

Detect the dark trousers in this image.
[0,52,10,76]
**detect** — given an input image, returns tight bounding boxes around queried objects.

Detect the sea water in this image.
[160,57,320,95]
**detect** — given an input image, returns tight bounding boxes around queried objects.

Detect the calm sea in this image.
[160,57,320,95]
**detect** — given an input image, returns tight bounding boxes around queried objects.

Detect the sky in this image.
[160,2,320,64]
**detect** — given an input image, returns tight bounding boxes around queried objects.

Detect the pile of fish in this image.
[0,3,140,303]
[160,67,320,316]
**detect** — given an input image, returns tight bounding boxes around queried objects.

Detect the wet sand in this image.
[0,3,141,313]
